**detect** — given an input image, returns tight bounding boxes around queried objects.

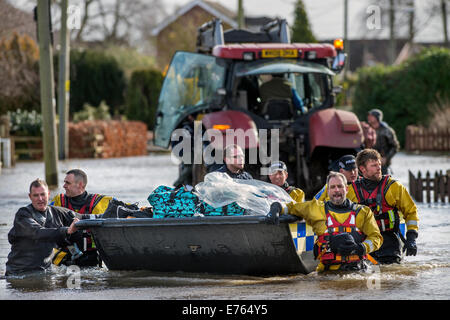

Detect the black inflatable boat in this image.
[75,215,319,275]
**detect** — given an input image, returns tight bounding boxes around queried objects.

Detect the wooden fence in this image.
[13,136,42,161]
[409,170,450,203]
[405,125,450,152]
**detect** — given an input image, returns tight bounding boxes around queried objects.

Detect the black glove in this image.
[265,202,281,225]
[116,206,144,218]
[103,199,140,218]
[67,230,83,243]
[330,233,355,255]
[128,207,153,218]
[339,242,366,257]
[58,229,82,247]
[330,233,366,257]
[403,230,418,256]
[354,243,366,257]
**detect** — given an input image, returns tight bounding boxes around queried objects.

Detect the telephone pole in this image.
[37,0,59,187]
[58,0,70,160]
[408,0,415,44]
[442,0,449,46]
[343,0,349,79]
[388,0,396,65]
[237,0,245,29]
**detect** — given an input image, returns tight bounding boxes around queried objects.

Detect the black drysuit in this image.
[5,205,77,276]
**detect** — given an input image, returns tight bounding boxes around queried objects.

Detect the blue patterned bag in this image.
[200,201,245,216]
[147,185,245,218]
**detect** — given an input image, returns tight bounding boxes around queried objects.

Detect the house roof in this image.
[151,0,238,36]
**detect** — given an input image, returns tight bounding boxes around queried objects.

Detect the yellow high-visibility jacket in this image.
[51,193,112,215]
[286,199,383,271]
[347,177,419,233]
[289,187,305,203]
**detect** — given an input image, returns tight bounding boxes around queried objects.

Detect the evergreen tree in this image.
[291,0,317,43]
[125,69,163,130]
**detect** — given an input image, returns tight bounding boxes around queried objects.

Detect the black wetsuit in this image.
[5,205,76,276]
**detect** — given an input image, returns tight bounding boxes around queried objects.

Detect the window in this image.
[307,73,327,108]
[158,52,226,115]
[154,51,226,147]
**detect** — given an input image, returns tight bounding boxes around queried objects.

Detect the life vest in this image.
[59,193,103,214]
[315,202,366,269]
[59,193,104,254]
[352,175,400,233]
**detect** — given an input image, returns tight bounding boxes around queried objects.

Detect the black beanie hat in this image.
[368,108,383,122]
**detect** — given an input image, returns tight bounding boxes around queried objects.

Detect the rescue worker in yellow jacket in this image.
[315,155,358,202]
[268,161,305,202]
[266,171,382,272]
[346,149,419,264]
[50,169,112,267]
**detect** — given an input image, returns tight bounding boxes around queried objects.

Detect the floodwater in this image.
[0,152,449,300]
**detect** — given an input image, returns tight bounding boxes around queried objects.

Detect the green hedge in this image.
[69,49,126,116]
[125,69,163,130]
[352,47,450,147]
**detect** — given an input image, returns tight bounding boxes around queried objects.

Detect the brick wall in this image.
[69,120,148,158]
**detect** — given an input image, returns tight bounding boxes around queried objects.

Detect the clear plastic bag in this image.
[193,172,295,215]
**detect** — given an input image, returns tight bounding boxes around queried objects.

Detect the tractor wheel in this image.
[305,159,329,199]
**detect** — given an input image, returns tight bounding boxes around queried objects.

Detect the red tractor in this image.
[153,19,363,198]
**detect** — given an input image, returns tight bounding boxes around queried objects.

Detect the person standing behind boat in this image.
[367,109,400,174]
[5,179,80,276]
[266,172,382,272]
[315,155,359,202]
[268,160,305,202]
[346,148,419,264]
[212,144,253,180]
[50,169,112,267]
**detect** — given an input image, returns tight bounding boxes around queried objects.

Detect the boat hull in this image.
[76,215,318,276]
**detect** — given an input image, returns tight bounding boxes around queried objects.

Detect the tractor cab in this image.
[232,57,335,120]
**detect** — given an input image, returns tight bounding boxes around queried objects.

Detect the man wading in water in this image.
[5,179,80,276]
[266,172,382,272]
[347,148,419,264]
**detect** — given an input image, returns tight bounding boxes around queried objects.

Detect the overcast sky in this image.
[163,0,447,42]
[10,0,448,43]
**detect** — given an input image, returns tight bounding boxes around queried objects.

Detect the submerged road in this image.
[0,152,449,299]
